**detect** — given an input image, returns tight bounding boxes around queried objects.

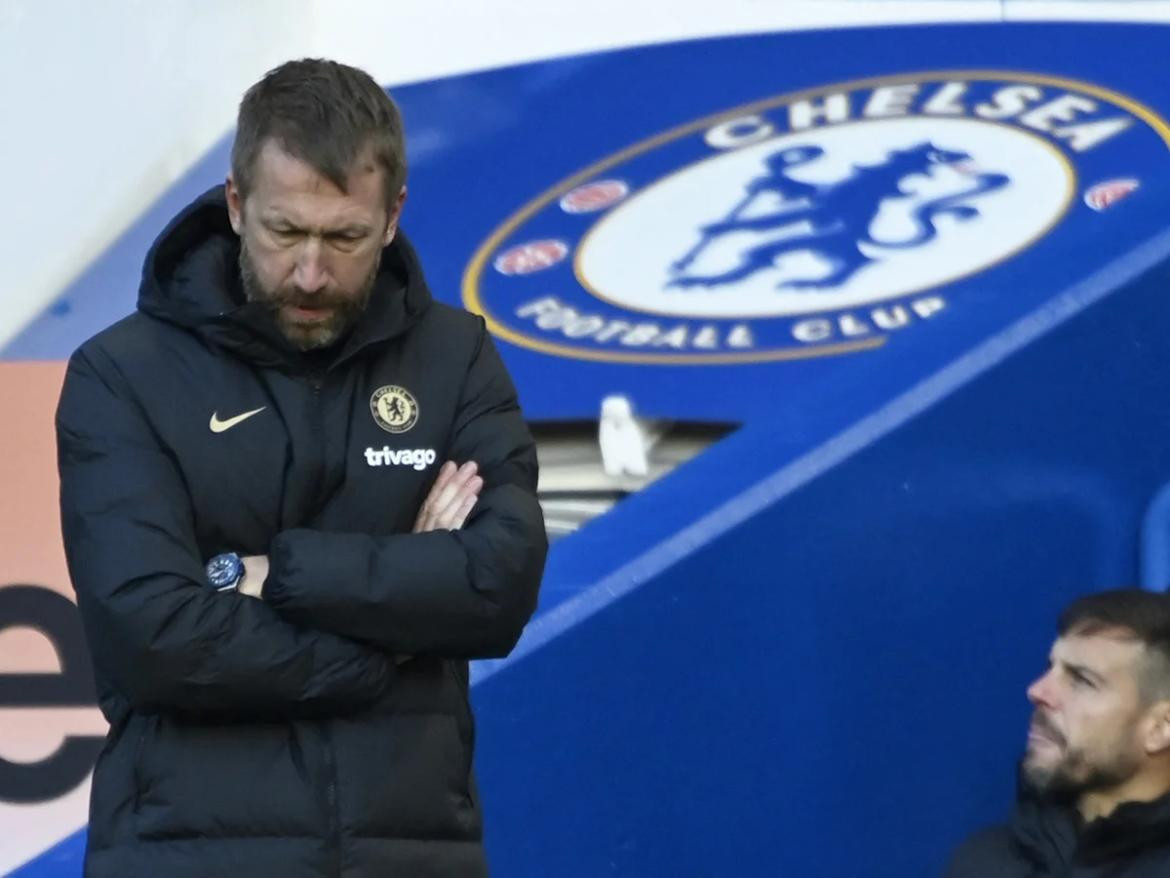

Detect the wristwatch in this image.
[205,553,246,592]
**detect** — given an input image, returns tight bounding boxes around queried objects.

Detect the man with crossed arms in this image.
[57,58,547,878]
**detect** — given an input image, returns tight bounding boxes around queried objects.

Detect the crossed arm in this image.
[58,327,546,719]
[238,460,484,597]
[237,461,485,668]
[255,329,547,659]
[58,349,395,719]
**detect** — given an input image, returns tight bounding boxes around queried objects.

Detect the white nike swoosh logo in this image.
[209,407,267,433]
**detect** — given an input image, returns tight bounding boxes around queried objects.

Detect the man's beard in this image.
[1021,709,1142,801]
[239,240,379,351]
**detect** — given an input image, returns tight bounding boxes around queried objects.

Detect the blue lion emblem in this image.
[669,141,1009,290]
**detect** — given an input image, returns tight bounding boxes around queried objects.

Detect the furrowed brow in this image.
[261,213,301,231]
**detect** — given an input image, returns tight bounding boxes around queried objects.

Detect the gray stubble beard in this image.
[238,239,380,351]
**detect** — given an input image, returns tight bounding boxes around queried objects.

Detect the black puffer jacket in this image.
[56,187,547,877]
[946,791,1170,877]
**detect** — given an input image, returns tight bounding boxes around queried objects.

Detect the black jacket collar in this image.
[1012,787,1170,868]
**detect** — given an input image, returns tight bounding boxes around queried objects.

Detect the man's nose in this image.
[293,238,329,293]
[1027,670,1057,708]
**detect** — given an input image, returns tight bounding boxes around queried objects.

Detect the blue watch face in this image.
[206,553,243,590]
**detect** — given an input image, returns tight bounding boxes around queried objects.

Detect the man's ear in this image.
[1144,701,1170,755]
[383,185,408,246]
[225,175,244,235]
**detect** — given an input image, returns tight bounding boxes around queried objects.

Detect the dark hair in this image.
[1059,588,1170,698]
[231,58,406,211]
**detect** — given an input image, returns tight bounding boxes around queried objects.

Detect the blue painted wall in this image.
[473,255,1170,876]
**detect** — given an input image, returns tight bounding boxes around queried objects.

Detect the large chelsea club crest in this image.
[464,72,1168,364]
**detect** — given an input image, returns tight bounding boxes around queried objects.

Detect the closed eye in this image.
[1068,668,1098,688]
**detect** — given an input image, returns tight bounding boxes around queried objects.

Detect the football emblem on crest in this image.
[370,385,419,434]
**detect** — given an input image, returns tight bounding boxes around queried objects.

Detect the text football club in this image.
[464,71,1169,365]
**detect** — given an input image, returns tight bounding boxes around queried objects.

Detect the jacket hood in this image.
[137,185,433,369]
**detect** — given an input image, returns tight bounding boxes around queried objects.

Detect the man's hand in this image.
[413,461,482,533]
[238,555,269,598]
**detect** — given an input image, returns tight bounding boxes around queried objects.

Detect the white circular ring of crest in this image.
[575,117,1074,318]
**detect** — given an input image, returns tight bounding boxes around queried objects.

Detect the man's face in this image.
[1023,631,1152,798]
[226,140,405,350]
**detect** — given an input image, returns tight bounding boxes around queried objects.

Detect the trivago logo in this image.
[364,446,438,470]
[464,72,1168,364]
